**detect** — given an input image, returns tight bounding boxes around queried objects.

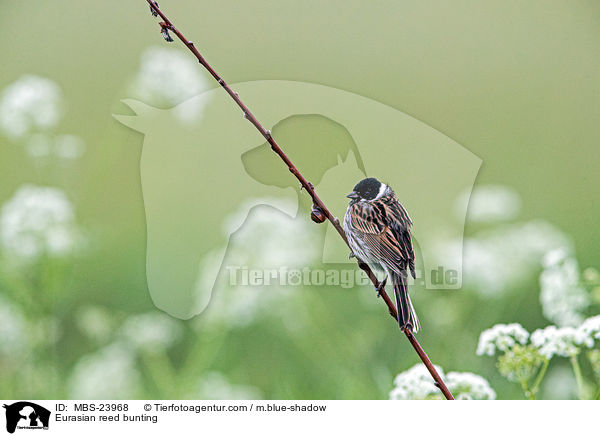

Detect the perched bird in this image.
[343,177,419,332]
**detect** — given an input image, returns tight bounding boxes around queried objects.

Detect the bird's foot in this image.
[375,276,388,298]
[348,252,356,259]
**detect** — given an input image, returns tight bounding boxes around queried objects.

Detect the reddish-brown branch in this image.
[144,0,454,400]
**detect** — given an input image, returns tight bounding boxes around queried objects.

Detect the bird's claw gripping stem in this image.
[375,276,387,298]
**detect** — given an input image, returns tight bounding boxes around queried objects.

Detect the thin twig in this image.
[144,0,454,400]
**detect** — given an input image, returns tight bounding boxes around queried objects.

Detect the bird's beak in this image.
[346,191,359,199]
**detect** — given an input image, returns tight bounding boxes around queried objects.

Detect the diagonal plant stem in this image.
[529,357,550,398]
[570,355,585,399]
[144,0,454,400]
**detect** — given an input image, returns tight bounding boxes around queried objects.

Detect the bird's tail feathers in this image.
[392,271,420,333]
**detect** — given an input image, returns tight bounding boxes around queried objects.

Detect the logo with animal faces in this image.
[115,80,481,320]
[3,402,50,434]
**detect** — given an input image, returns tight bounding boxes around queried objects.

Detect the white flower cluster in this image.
[67,342,141,399]
[530,326,584,359]
[0,75,86,161]
[445,371,496,400]
[130,46,211,123]
[457,185,521,223]
[0,295,27,357]
[0,185,82,261]
[478,316,600,362]
[389,364,445,400]
[0,75,62,140]
[577,315,600,345]
[26,133,85,160]
[223,200,318,269]
[539,248,590,327]
[202,200,317,328]
[476,323,529,356]
[120,312,182,352]
[389,364,495,400]
[435,220,570,297]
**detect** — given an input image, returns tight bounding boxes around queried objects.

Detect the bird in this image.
[343,177,419,332]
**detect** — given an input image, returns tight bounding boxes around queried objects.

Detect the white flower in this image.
[390,364,495,400]
[0,75,62,140]
[0,295,27,357]
[0,185,82,261]
[530,326,582,359]
[120,312,182,351]
[129,46,211,123]
[202,201,316,328]
[576,315,600,347]
[445,371,496,400]
[67,342,141,399]
[389,364,445,400]
[435,220,570,297]
[223,200,317,269]
[194,372,262,400]
[539,251,590,327]
[476,323,529,356]
[25,134,85,160]
[458,185,521,223]
[542,247,570,268]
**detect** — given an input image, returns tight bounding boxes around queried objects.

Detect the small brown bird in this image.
[343,177,419,332]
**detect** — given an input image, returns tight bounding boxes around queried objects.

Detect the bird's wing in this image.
[348,201,387,234]
[384,197,416,279]
[348,201,408,274]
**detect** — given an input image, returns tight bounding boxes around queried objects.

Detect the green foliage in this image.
[497,345,544,385]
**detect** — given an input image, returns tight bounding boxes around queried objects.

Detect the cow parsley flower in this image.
[530,326,584,359]
[0,185,82,261]
[389,364,445,400]
[540,249,591,327]
[496,344,544,383]
[476,323,529,356]
[435,220,570,296]
[202,200,316,328]
[445,371,496,400]
[67,342,141,399]
[0,295,27,357]
[25,133,86,160]
[223,200,318,269]
[120,312,182,352]
[129,46,211,123]
[0,75,62,140]
[576,315,600,347]
[457,185,521,223]
[390,364,495,400]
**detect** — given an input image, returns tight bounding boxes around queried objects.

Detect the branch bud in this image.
[159,22,174,42]
[150,1,159,17]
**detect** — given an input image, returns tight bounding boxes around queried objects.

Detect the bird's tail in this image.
[391,271,420,333]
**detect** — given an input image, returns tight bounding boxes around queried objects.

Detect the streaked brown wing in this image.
[349,201,407,274]
[348,202,386,234]
[383,195,416,278]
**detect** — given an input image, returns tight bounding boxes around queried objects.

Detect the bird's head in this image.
[346,177,388,203]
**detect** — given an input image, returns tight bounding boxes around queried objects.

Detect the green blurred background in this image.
[1,1,599,400]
